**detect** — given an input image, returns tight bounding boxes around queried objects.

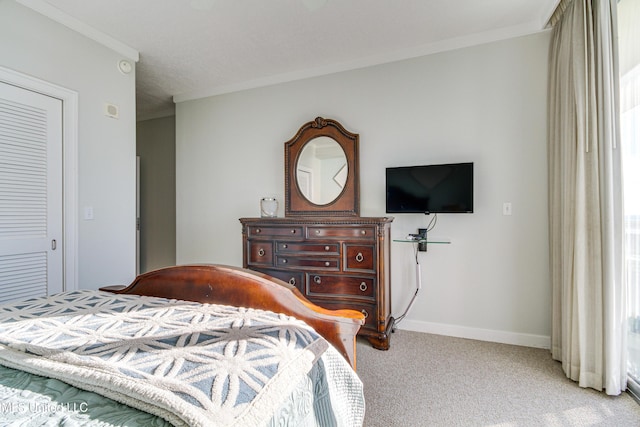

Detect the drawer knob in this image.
[281,259,288,264]
[324,246,330,251]
[315,229,321,234]
[360,230,366,235]
[291,229,296,234]
[355,252,364,262]
[258,248,265,257]
[256,228,261,233]
[360,282,368,292]
[313,276,321,284]
[289,278,296,285]
[283,244,288,249]
[361,309,369,318]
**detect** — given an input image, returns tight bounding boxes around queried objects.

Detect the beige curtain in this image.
[548,0,627,395]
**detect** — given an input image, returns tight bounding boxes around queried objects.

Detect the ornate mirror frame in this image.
[285,117,360,216]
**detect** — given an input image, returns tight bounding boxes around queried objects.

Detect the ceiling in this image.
[26,0,559,120]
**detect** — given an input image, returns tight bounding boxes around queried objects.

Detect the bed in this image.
[0,264,366,426]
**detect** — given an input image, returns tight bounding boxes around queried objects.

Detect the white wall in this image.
[137,116,177,273]
[176,31,552,347]
[0,1,137,289]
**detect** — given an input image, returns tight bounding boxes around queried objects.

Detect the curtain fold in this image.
[548,0,627,395]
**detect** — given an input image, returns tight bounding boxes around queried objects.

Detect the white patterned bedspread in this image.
[0,290,365,427]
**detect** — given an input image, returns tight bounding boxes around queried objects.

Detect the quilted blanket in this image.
[0,290,330,427]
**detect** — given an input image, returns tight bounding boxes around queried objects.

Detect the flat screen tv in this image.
[385,162,474,214]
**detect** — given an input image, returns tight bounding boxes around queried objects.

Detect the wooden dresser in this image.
[240,216,394,349]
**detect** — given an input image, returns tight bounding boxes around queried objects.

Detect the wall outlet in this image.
[417,228,427,252]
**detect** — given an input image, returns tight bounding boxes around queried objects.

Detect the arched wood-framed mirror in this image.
[285,117,359,216]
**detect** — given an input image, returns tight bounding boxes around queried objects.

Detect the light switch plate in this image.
[84,206,94,220]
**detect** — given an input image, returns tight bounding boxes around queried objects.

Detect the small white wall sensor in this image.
[105,103,119,119]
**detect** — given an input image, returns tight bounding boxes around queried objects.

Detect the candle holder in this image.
[260,197,278,218]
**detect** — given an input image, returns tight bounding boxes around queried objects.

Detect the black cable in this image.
[426,213,438,232]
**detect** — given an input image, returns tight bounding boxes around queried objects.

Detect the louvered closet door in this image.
[0,82,63,304]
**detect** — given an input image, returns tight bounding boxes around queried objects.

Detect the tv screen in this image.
[386,162,474,214]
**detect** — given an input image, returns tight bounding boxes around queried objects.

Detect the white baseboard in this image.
[396,319,551,349]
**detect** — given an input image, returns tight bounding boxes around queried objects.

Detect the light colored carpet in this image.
[356,330,640,426]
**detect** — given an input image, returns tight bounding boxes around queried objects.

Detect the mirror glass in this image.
[296,136,347,205]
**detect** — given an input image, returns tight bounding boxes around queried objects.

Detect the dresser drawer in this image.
[313,300,378,330]
[344,244,375,273]
[254,268,305,292]
[275,256,339,270]
[306,274,375,300]
[277,242,339,255]
[307,226,375,240]
[246,241,274,266]
[248,225,304,239]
